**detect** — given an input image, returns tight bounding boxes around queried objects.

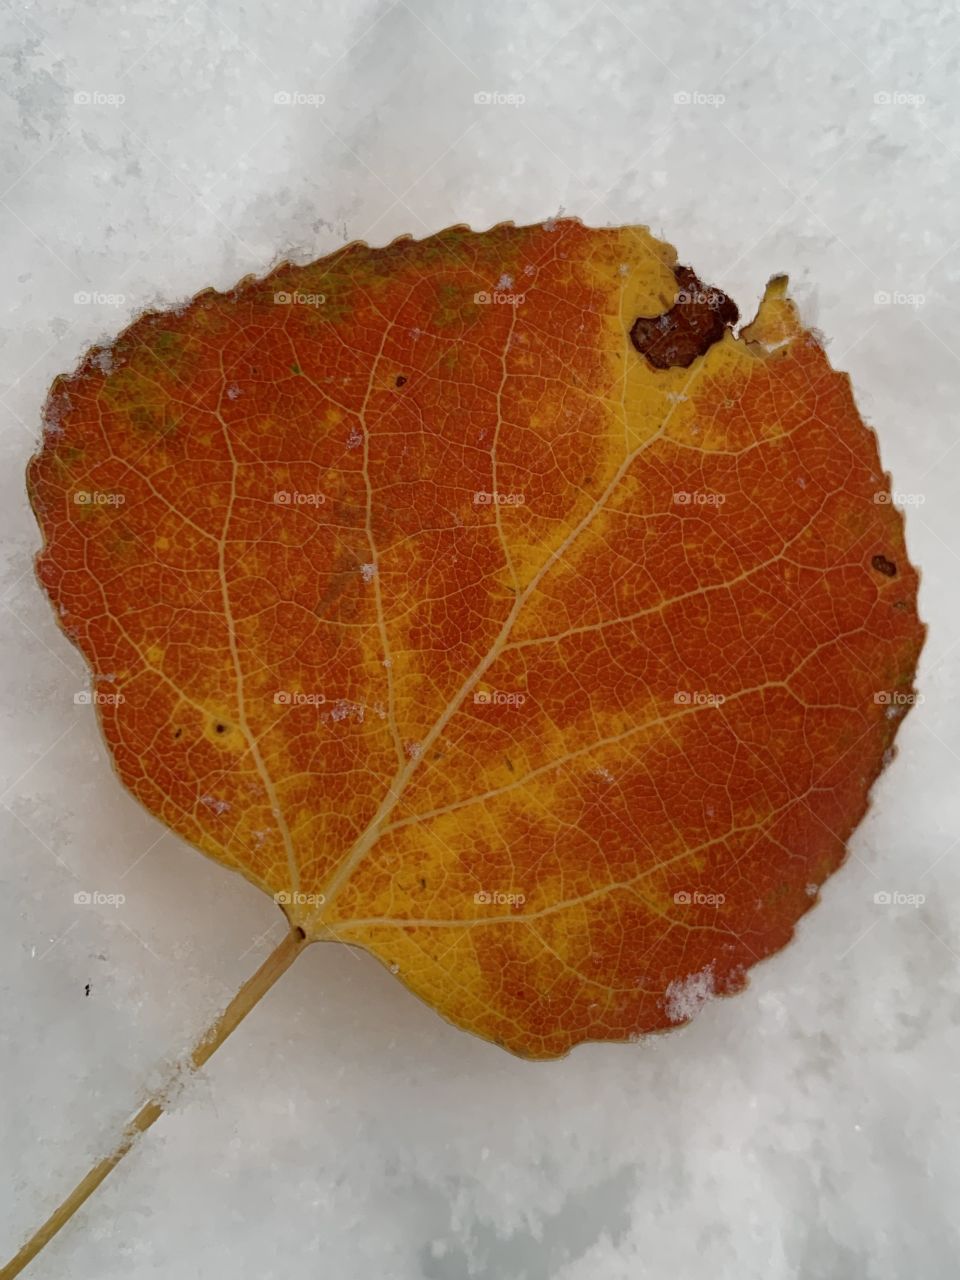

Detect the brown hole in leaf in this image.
[630,266,739,370]
[871,554,898,578]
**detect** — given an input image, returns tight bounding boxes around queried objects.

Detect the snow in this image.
[2,1,959,1278]
[663,965,716,1024]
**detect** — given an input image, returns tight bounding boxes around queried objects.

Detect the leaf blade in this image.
[29,220,924,1057]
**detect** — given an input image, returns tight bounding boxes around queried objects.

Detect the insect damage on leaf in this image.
[28,219,924,1059]
[629,265,739,369]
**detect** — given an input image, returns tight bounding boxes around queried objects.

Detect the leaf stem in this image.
[0,924,310,1280]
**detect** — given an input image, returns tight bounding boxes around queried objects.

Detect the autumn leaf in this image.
[28,219,923,1061]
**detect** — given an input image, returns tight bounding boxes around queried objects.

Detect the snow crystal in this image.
[199,795,231,815]
[329,699,364,723]
[663,964,716,1024]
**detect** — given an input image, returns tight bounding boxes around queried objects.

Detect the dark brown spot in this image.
[84,983,91,997]
[174,727,182,738]
[395,375,407,387]
[504,755,515,772]
[214,722,227,734]
[419,876,427,889]
[630,266,739,370]
[871,554,897,578]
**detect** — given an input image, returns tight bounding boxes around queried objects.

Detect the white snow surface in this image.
[2,1,959,1277]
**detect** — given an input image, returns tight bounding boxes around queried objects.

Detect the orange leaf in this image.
[28,220,924,1058]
